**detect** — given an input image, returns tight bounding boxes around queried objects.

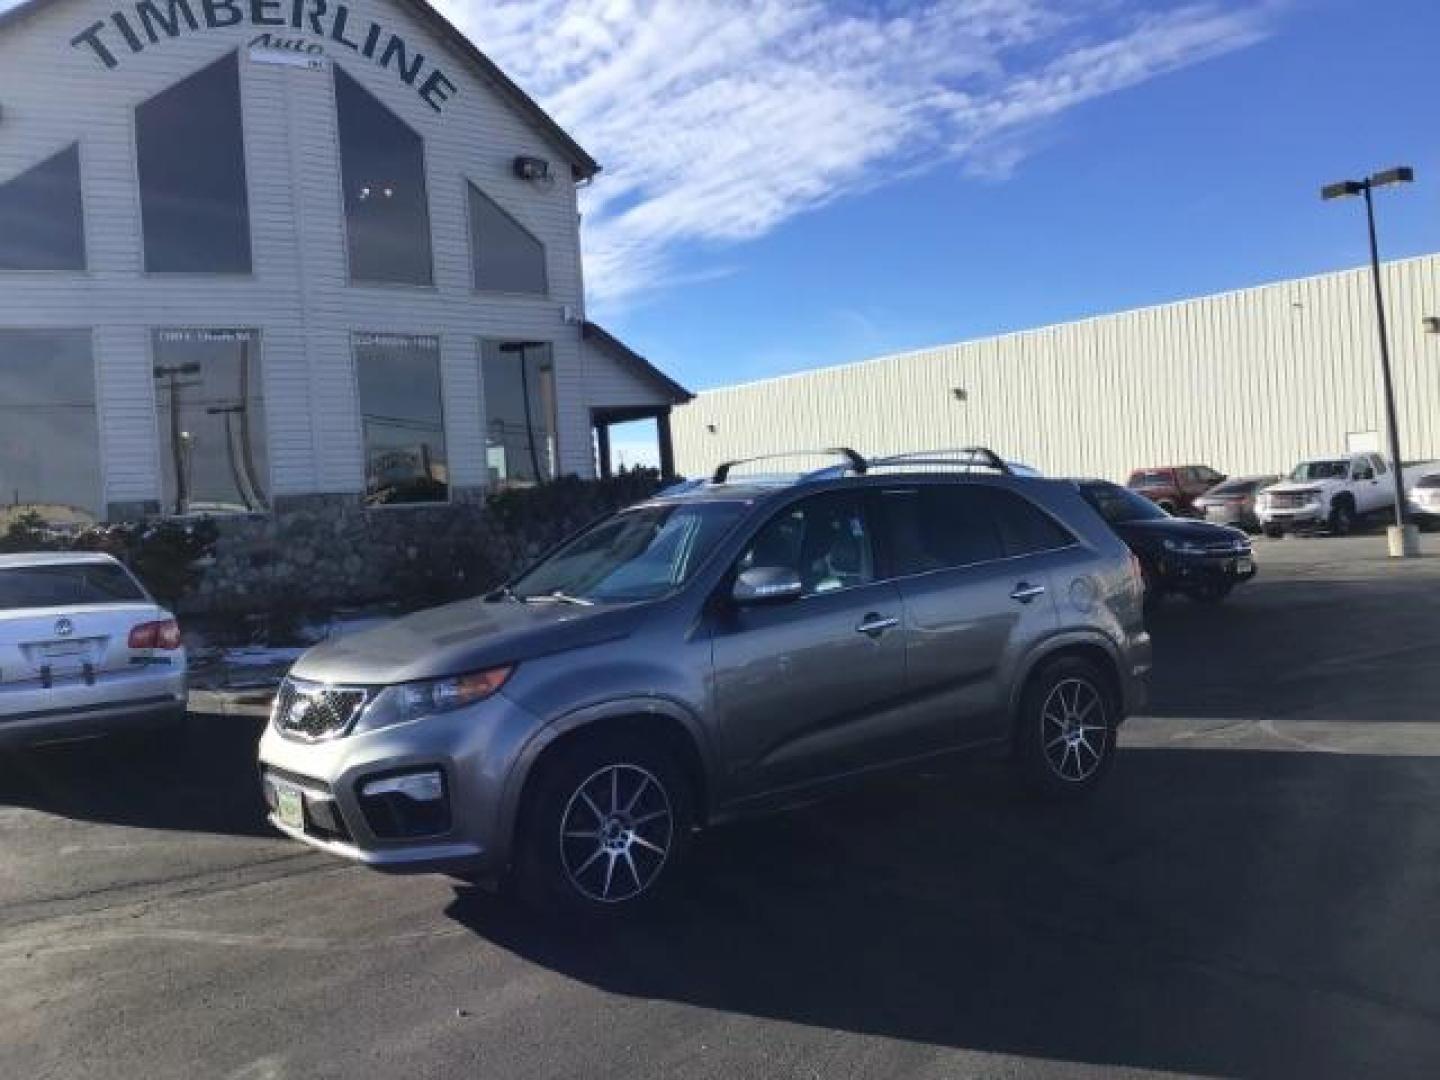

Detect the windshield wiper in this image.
[521,590,595,607]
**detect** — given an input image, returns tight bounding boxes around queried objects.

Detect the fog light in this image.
[361,770,443,802]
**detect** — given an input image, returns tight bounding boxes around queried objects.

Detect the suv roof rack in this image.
[712,448,868,484]
[869,446,1014,475]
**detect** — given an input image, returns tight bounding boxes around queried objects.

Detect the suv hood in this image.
[289,597,651,686]
[1111,518,1248,550]
[1264,480,1339,495]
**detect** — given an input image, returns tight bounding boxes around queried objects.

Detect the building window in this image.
[335,67,433,286]
[0,330,101,526]
[0,145,86,271]
[152,329,268,515]
[468,182,547,294]
[355,334,447,504]
[482,341,557,488]
[136,52,252,273]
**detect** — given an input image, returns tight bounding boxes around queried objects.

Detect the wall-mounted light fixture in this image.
[951,387,968,402]
[706,423,717,434]
[513,155,553,186]
[1424,316,1440,335]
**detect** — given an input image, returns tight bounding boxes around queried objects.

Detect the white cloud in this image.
[435,0,1275,308]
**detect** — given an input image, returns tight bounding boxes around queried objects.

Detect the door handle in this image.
[856,613,899,636]
[1010,582,1046,604]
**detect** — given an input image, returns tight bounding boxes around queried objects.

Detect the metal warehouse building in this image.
[673,254,1440,482]
[0,0,689,526]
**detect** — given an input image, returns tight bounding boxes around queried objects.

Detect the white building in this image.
[673,255,1440,481]
[0,0,689,525]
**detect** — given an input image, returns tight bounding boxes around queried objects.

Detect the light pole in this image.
[1321,165,1417,557]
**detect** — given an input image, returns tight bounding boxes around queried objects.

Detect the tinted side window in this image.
[738,492,874,597]
[0,145,85,271]
[136,52,251,273]
[982,488,1075,556]
[880,486,1003,576]
[355,333,447,504]
[336,66,433,285]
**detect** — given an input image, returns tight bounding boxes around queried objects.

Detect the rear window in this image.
[0,562,147,609]
[1128,470,1173,488]
[1210,479,1258,495]
[1418,475,1440,490]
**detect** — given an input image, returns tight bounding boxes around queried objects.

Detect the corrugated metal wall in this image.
[673,255,1440,482]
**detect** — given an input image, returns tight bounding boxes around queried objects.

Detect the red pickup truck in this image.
[1126,465,1227,516]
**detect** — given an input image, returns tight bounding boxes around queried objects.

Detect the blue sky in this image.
[441,0,1437,399]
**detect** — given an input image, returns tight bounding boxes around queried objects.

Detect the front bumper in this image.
[1157,551,1256,590]
[257,689,542,877]
[1258,507,1325,529]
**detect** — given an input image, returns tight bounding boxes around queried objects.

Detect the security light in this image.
[1370,166,1415,188]
[1424,316,1440,335]
[1321,180,1365,200]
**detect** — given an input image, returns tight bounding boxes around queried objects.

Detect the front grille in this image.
[1269,491,1314,510]
[274,678,369,741]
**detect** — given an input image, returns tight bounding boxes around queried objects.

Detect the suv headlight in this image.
[352,665,515,735]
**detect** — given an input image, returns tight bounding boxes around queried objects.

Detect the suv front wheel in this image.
[516,733,694,916]
[1013,656,1118,799]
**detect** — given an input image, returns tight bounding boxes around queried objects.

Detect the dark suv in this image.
[259,448,1152,915]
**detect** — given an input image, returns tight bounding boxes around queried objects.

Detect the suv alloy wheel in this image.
[517,734,695,916]
[1014,657,1117,799]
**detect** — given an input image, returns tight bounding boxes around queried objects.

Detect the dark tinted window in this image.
[1210,479,1258,495]
[1080,481,1169,523]
[356,334,447,504]
[1128,470,1174,488]
[0,330,101,526]
[1417,475,1440,490]
[0,563,145,608]
[983,488,1075,556]
[482,341,556,488]
[469,183,547,294]
[880,486,1003,576]
[0,145,85,271]
[739,492,874,596]
[336,67,433,285]
[136,52,251,273]
[152,329,268,515]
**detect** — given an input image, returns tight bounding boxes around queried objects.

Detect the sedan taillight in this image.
[129,619,182,650]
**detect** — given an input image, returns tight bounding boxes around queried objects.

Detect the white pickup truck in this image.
[1257,453,1430,536]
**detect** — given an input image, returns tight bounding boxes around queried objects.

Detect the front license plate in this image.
[1235,556,1254,574]
[276,785,304,830]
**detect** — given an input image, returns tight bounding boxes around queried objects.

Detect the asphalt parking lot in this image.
[4,533,1440,1079]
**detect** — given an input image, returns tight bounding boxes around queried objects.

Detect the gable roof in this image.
[0,0,600,180]
[583,321,693,405]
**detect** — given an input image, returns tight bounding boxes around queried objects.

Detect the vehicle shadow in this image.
[0,714,272,838]
[447,747,1440,1078]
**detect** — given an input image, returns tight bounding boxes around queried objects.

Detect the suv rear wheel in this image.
[516,734,694,917]
[1013,656,1117,799]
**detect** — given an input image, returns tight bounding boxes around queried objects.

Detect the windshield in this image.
[1290,460,1348,482]
[0,562,147,609]
[1209,479,1259,495]
[1080,482,1171,523]
[510,501,747,603]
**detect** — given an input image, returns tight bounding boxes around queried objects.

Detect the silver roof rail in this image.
[712,448,868,484]
[869,446,1014,475]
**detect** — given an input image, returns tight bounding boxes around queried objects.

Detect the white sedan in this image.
[0,552,187,748]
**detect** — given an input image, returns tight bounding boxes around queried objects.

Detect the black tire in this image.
[1013,656,1118,800]
[1328,499,1355,536]
[515,733,694,918]
[1262,525,1284,539]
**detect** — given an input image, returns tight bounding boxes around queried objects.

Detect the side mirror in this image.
[732,566,803,606]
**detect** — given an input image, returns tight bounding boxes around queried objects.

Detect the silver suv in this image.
[259,448,1150,914]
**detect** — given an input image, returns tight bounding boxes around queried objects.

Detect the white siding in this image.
[0,0,599,509]
[674,255,1440,482]
[582,339,676,412]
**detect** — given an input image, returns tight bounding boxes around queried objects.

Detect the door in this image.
[1352,455,1386,513]
[875,484,1065,745]
[711,490,915,796]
